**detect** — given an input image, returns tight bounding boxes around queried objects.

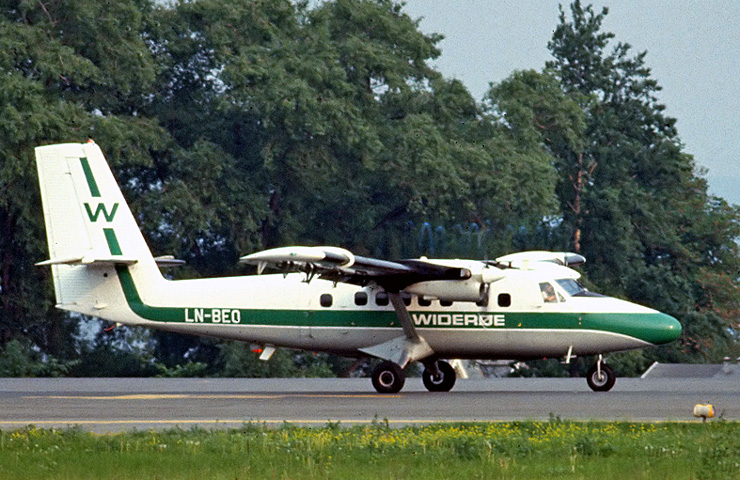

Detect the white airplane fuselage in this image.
[35,141,681,393]
[58,261,678,361]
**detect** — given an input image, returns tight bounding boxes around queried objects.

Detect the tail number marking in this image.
[185,308,242,324]
[85,202,119,223]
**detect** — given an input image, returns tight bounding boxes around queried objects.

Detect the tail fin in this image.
[35,141,162,316]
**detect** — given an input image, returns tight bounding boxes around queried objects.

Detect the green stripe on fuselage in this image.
[113,267,676,345]
[115,265,396,327]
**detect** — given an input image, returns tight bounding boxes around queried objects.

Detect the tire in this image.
[422,360,457,392]
[371,361,405,394]
[586,363,616,392]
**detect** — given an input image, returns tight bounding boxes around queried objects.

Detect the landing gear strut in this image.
[586,355,616,392]
[422,360,457,392]
[371,361,405,394]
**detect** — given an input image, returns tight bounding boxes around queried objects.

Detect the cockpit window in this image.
[539,282,558,303]
[556,279,587,296]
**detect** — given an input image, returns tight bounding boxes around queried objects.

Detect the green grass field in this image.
[1,421,738,479]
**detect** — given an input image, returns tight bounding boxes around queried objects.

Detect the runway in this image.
[1,377,738,432]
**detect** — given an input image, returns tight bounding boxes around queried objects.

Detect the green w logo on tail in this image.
[84,203,119,222]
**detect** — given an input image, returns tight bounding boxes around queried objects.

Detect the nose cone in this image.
[647,312,682,345]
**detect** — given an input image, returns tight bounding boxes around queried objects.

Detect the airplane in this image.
[34,141,682,393]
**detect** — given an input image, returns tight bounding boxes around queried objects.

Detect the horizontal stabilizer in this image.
[36,255,138,266]
[154,255,186,268]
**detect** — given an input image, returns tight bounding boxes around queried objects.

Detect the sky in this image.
[401,1,740,206]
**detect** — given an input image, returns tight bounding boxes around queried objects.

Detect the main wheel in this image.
[371,361,405,394]
[422,360,456,392]
[586,363,616,392]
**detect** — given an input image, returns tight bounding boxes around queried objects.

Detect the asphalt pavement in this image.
[1,377,738,432]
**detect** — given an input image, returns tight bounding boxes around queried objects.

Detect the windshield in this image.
[555,278,587,297]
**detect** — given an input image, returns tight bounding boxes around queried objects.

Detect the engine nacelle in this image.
[404,279,487,303]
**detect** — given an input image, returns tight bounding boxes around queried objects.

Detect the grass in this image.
[1,420,739,479]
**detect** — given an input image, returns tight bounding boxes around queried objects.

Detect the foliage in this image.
[218,342,335,378]
[0,339,76,377]
[68,322,161,377]
[540,1,740,366]
[0,0,738,376]
[3,422,740,479]
[509,358,570,378]
[154,361,209,378]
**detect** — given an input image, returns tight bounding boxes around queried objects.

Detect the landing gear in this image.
[371,361,405,394]
[422,360,457,392]
[586,357,616,392]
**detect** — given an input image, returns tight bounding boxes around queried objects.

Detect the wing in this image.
[493,251,586,268]
[241,246,507,367]
[240,246,473,293]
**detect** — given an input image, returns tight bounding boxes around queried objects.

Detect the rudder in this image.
[35,141,161,316]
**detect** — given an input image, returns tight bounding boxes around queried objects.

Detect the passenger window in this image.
[440,300,453,307]
[539,283,558,303]
[498,293,511,308]
[376,292,389,306]
[354,292,368,306]
[320,294,333,307]
[418,296,432,307]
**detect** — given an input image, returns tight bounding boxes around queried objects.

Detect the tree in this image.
[146,0,559,261]
[484,69,585,250]
[3,0,736,376]
[0,0,168,357]
[545,1,740,364]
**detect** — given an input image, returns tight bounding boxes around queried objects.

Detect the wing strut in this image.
[359,292,434,368]
[389,293,421,341]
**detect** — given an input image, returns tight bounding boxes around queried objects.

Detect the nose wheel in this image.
[586,357,616,392]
